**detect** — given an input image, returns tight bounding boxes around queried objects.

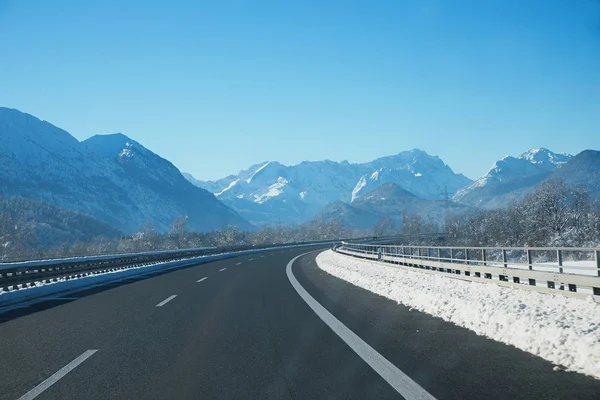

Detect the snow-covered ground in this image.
[316,250,600,379]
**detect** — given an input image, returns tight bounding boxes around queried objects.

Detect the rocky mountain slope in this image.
[453,148,572,208]
[0,107,252,234]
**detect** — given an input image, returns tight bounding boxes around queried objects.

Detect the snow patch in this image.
[215,179,239,197]
[253,177,288,204]
[246,161,270,183]
[299,191,308,199]
[119,142,134,158]
[414,172,422,177]
[351,176,367,202]
[370,168,382,180]
[317,250,600,380]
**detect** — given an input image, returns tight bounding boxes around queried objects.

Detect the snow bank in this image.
[316,250,600,379]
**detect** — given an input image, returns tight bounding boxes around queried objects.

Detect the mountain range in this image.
[2,106,598,238]
[187,147,600,229]
[188,150,472,226]
[0,107,251,234]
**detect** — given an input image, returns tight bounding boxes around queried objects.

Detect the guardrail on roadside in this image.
[336,242,600,299]
[0,247,219,292]
[0,238,349,294]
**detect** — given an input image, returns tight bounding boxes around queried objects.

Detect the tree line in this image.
[1,178,598,261]
[403,179,600,248]
[0,204,358,262]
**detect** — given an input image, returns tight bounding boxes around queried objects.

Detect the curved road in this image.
[1,247,599,399]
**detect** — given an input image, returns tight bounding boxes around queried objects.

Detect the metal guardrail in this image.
[337,242,600,298]
[0,238,358,294]
[0,247,219,292]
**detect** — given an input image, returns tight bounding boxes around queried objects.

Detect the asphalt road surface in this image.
[1,247,599,399]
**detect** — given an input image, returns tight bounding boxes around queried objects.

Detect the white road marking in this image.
[197,277,208,283]
[260,255,265,258]
[219,268,227,272]
[286,253,436,400]
[249,258,254,261]
[156,295,177,307]
[18,350,98,400]
[236,262,242,265]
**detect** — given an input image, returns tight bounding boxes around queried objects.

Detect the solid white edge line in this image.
[219,268,227,272]
[197,277,208,283]
[286,252,436,400]
[17,350,98,400]
[155,294,177,307]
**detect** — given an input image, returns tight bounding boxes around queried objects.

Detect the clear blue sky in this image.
[1,0,599,181]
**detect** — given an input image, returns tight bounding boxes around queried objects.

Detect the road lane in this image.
[0,254,250,399]
[17,350,98,400]
[0,248,400,399]
[155,295,177,307]
[2,247,599,400]
[292,251,600,399]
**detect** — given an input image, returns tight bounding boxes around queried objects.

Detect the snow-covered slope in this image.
[186,150,471,226]
[453,148,572,208]
[0,107,252,233]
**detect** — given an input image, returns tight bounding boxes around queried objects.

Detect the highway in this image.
[1,247,600,399]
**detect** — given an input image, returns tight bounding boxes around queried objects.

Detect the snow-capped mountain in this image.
[453,148,572,208]
[0,107,252,233]
[186,150,472,226]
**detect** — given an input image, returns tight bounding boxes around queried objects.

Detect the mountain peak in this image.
[454,148,574,207]
[0,106,81,150]
[0,107,252,233]
[517,148,571,166]
[83,133,145,160]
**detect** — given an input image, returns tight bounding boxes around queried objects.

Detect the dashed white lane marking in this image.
[286,252,436,400]
[219,268,227,272]
[18,350,98,400]
[197,277,208,283]
[156,295,177,307]
[260,255,265,258]
[236,262,242,265]
[249,258,254,261]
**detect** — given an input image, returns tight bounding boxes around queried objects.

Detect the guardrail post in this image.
[482,249,487,266]
[557,250,563,274]
[465,249,469,265]
[596,251,600,277]
[502,249,507,268]
[527,249,533,271]
[427,248,431,260]
[450,248,453,263]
